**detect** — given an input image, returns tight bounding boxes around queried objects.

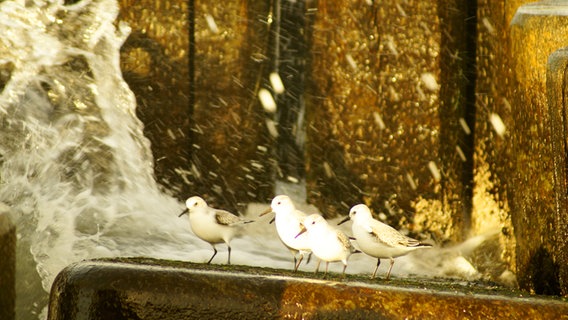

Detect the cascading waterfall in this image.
[0,1,192,318]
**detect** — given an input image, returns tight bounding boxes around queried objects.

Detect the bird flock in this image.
[179,195,432,280]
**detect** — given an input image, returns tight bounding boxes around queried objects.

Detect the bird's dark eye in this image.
[277,201,281,205]
[353,211,357,215]
[193,202,198,207]
[311,221,315,225]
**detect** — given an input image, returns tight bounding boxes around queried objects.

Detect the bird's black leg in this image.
[294,254,304,272]
[227,245,231,265]
[385,257,395,280]
[372,258,381,279]
[323,262,330,279]
[314,260,321,274]
[306,252,312,265]
[207,247,218,264]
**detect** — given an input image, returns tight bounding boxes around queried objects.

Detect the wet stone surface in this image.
[113,0,568,299]
[548,47,568,300]
[48,258,568,320]
[0,206,15,320]
[507,2,568,296]
[472,0,523,293]
[305,1,442,224]
[118,1,276,212]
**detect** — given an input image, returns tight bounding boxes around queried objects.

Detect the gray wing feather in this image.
[369,224,423,248]
[215,209,242,225]
[336,230,353,249]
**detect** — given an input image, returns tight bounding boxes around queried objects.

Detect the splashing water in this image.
[0,1,311,318]
[0,1,507,319]
[0,0,193,317]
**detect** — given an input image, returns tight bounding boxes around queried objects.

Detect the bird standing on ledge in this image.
[297,213,357,278]
[338,204,432,280]
[260,195,312,272]
[179,196,253,264]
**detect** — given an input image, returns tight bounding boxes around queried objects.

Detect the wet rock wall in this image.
[473,0,531,291]
[508,2,568,296]
[305,1,443,227]
[475,0,568,295]
[549,47,568,299]
[116,0,568,295]
[118,1,275,213]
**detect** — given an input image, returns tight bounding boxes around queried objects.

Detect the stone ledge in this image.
[48,258,568,319]
[0,205,15,320]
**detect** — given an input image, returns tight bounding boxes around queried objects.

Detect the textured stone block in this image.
[47,259,568,319]
[473,0,537,287]
[507,2,568,295]
[548,47,568,296]
[0,204,15,320]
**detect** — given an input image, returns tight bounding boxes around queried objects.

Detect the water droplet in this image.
[428,161,441,182]
[459,118,471,135]
[345,53,358,71]
[265,119,279,138]
[373,111,386,130]
[323,161,334,178]
[420,72,439,91]
[269,72,285,94]
[489,113,506,138]
[482,17,495,35]
[406,172,417,190]
[456,145,467,162]
[204,14,219,34]
[258,88,276,113]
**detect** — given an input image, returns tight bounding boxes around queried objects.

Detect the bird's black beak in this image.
[259,207,273,217]
[337,216,350,225]
[260,207,275,224]
[178,208,189,218]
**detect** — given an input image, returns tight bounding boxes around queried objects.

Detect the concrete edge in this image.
[48,258,568,319]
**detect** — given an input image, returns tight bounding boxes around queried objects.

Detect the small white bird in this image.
[179,196,253,264]
[338,204,432,280]
[259,195,311,272]
[296,213,357,278]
